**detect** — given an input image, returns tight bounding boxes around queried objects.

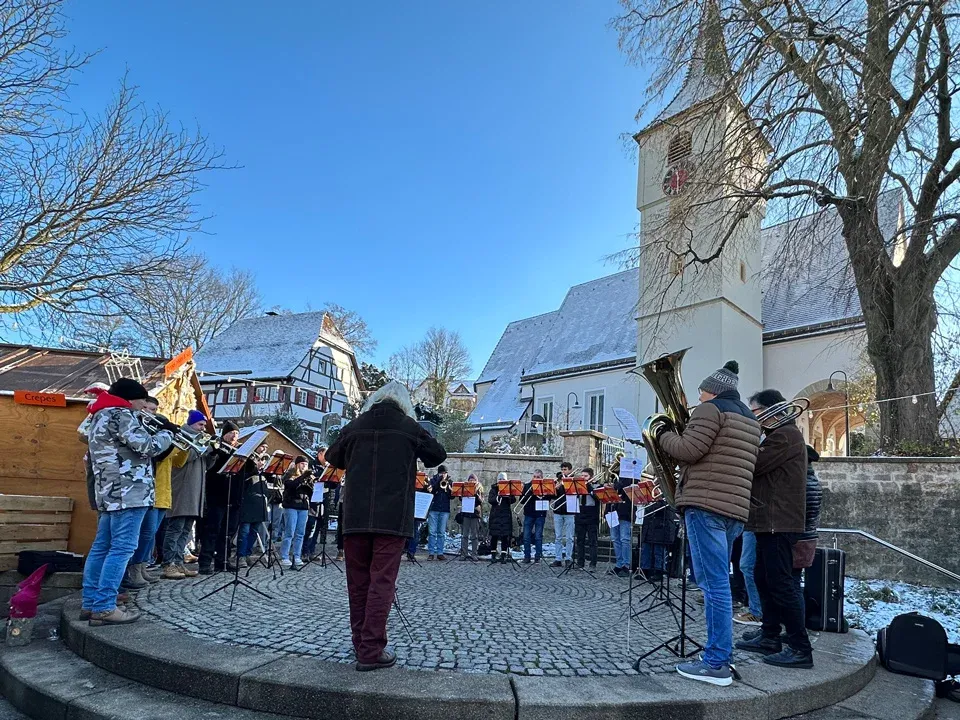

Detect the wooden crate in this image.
[0,495,73,571]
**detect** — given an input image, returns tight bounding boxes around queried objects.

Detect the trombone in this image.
[141,414,212,455]
[755,398,810,431]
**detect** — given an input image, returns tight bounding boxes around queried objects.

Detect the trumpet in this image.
[439,475,450,492]
[141,414,212,455]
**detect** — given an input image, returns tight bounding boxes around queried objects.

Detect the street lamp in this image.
[566,392,581,431]
[827,371,850,456]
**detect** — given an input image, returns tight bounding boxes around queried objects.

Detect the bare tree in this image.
[614,0,960,448]
[57,254,261,357]
[0,0,222,324]
[387,345,421,394]
[322,302,377,358]
[412,327,473,407]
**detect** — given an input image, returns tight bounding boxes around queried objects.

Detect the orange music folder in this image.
[415,472,430,490]
[561,478,589,496]
[319,466,345,484]
[265,452,294,475]
[531,479,556,497]
[497,479,523,497]
[452,481,478,497]
[594,485,621,504]
[623,481,659,505]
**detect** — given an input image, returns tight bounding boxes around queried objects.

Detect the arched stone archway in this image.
[793,379,864,456]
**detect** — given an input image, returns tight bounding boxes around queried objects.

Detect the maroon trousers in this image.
[343,533,406,663]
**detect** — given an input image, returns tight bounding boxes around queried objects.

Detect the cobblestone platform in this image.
[133,555,760,677]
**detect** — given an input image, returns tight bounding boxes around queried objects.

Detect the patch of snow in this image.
[844,578,960,643]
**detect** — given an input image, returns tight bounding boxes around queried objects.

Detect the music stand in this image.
[246,471,285,580]
[558,479,594,578]
[452,481,479,561]
[199,437,273,610]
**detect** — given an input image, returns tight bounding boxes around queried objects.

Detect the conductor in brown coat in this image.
[658,360,761,686]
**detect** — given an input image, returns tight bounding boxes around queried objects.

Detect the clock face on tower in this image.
[662,164,691,196]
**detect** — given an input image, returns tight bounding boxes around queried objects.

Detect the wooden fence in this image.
[0,495,73,571]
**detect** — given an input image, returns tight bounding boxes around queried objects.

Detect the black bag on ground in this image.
[876,612,949,680]
[804,547,846,632]
[947,643,960,677]
[18,550,84,576]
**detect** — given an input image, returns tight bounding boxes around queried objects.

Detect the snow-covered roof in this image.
[194,311,352,381]
[469,312,557,427]
[761,191,902,335]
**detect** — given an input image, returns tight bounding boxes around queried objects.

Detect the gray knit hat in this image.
[699,360,740,395]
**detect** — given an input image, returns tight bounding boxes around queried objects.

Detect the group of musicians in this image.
[412,462,638,572]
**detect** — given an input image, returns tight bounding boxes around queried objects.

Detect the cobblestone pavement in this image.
[134,554,760,677]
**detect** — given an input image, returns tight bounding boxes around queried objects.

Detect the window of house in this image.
[205,392,216,406]
[226,388,239,404]
[268,387,279,402]
[585,390,605,432]
[254,386,267,403]
[539,397,554,430]
[667,131,693,165]
[318,359,328,376]
[239,388,248,404]
[296,388,307,406]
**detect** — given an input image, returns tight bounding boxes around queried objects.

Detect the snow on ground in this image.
[845,579,960,642]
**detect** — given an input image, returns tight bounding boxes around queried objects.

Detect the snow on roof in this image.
[195,311,347,381]
[469,312,557,427]
[525,270,639,377]
[761,191,902,335]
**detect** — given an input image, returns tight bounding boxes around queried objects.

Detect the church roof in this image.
[194,311,354,382]
[469,311,558,427]
[761,190,902,336]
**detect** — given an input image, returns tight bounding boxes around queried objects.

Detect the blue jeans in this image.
[281,508,308,561]
[407,520,422,554]
[740,530,762,617]
[161,516,193,567]
[609,521,632,568]
[269,505,284,541]
[82,507,149,613]
[237,522,261,558]
[427,511,449,555]
[553,515,575,561]
[523,515,545,559]
[131,507,166,564]
[684,507,743,668]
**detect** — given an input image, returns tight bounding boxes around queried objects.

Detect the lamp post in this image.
[827,371,850,456]
[566,392,581,431]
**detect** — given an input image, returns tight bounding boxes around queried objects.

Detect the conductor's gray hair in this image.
[361,380,417,420]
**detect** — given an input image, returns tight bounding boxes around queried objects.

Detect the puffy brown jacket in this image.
[658,395,761,522]
[746,422,806,533]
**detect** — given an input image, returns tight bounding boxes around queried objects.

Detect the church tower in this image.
[634,11,765,411]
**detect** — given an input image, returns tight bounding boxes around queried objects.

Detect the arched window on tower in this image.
[667,131,693,166]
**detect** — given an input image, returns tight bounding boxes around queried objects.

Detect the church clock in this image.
[662,164,691,196]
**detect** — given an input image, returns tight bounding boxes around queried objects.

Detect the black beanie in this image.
[108,378,149,401]
[221,420,240,434]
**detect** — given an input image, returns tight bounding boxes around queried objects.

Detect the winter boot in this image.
[120,565,148,590]
[89,607,141,626]
[138,563,160,583]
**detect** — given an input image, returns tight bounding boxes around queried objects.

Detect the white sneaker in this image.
[280,559,292,568]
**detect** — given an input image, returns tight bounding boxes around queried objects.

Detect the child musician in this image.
[458,473,483,561]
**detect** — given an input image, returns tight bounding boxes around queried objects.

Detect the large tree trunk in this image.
[842,208,940,449]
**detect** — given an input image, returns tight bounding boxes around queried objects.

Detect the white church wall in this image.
[762,328,864,400]
[523,368,640,439]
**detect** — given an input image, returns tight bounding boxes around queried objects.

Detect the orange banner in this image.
[14,390,67,408]
[165,347,194,378]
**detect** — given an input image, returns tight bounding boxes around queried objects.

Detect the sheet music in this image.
[461,497,476,515]
[535,500,549,512]
[605,511,620,529]
[618,457,643,479]
[414,491,433,520]
[310,482,325,503]
[565,495,579,513]
[231,430,268,459]
[585,495,595,507]
[613,408,644,443]
[635,507,644,525]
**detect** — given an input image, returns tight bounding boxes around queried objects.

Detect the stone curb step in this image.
[784,667,935,720]
[57,596,880,720]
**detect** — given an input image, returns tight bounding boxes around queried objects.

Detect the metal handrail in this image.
[819,528,960,584]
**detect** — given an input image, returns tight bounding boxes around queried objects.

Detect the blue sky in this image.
[59,1,648,373]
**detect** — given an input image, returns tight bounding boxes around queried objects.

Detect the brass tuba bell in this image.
[639,348,691,507]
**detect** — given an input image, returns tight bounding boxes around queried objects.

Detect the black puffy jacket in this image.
[801,446,823,541]
[487,484,514,536]
[326,400,447,538]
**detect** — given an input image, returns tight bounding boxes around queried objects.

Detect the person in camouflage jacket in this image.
[81,378,174,627]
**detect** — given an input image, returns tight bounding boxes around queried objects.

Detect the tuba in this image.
[639,348,691,507]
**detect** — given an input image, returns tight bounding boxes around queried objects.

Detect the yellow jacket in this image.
[154,448,190,510]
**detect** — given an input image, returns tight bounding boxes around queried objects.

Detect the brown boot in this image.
[176,563,198,578]
[161,564,186,580]
[79,608,92,621]
[89,607,141,626]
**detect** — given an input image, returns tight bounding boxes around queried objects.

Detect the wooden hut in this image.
[0,344,207,555]
[235,423,313,460]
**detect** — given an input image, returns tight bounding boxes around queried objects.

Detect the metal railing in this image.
[819,528,960,584]
[600,436,626,468]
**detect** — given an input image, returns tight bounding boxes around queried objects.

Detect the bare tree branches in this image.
[322,302,377,358]
[0,0,223,322]
[388,327,473,406]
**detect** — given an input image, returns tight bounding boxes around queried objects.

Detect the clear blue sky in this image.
[60,1,648,373]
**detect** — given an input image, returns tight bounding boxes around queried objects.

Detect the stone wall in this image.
[435,453,564,490]
[817,457,960,588]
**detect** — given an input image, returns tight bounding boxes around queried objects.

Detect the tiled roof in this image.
[194,311,351,381]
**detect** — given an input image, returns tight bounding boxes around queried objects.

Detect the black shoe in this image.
[615,567,629,577]
[500,554,508,565]
[588,562,597,570]
[550,561,563,568]
[565,560,573,569]
[763,647,813,669]
[741,628,762,642]
[198,566,214,576]
[522,558,532,564]
[735,636,783,656]
[577,562,585,569]
[356,649,397,672]
[406,553,415,563]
